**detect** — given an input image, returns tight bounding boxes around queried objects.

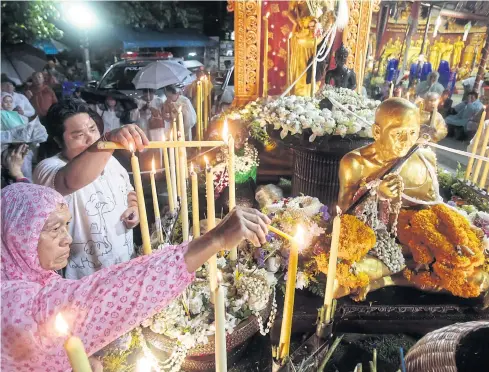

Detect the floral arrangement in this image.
[213,139,260,187]
[222,86,380,145]
[398,204,487,298]
[140,260,276,371]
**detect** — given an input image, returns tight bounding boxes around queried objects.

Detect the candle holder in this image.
[316,299,337,340]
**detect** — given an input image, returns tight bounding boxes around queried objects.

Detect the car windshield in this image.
[98,64,148,90]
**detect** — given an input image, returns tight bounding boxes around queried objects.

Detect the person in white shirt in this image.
[95,96,122,133]
[1,75,36,118]
[33,99,150,279]
[162,85,197,141]
[135,88,165,137]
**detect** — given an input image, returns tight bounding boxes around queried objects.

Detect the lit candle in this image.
[223,119,237,261]
[389,82,394,98]
[177,106,189,179]
[323,207,342,323]
[130,144,152,255]
[263,12,270,97]
[168,131,178,209]
[466,107,487,180]
[278,225,304,361]
[178,132,189,242]
[472,108,489,184]
[203,76,209,132]
[55,313,92,372]
[162,133,175,212]
[214,271,228,371]
[150,157,164,244]
[97,140,226,150]
[196,80,202,141]
[190,163,200,238]
[137,357,151,372]
[205,156,218,294]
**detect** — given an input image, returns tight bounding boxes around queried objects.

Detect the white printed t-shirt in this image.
[34,154,135,279]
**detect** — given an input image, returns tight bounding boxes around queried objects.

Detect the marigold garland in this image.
[399,205,486,298]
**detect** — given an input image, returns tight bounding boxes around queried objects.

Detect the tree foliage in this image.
[101,1,204,31]
[1,0,63,44]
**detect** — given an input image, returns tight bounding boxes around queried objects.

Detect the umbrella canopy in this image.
[80,89,138,111]
[132,60,191,90]
[1,55,37,85]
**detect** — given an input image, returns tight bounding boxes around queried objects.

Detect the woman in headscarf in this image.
[415,71,444,99]
[1,183,270,371]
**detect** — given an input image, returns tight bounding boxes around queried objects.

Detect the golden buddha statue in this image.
[419,92,447,143]
[338,98,439,211]
[458,61,471,80]
[286,1,322,96]
[438,36,454,64]
[452,36,465,67]
[461,43,476,67]
[428,41,442,70]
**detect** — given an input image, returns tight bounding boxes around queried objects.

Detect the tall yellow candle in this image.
[262,12,270,97]
[430,101,438,128]
[466,107,487,180]
[177,106,189,179]
[389,82,394,98]
[207,72,212,129]
[205,156,217,293]
[55,314,92,372]
[173,120,181,198]
[223,119,237,261]
[323,208,341,323]
[168,131,178,209]
[278,225,304,361]
[203,77,209,132]
[472,113,489,184]
[178,135,189,242]
[214,272,228,371]
[98,140,226,150]
[196,80,202,141]
[130,145,151,255]
[190,163,200,238]
[162,133,175,212]
[150,158,164,244]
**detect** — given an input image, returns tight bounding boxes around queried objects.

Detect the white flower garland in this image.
[140,263,275,371]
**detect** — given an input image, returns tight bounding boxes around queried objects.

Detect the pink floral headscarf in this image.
[1,183,65,284]
[1,183,194,371]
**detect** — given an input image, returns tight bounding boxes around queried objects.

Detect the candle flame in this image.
[190,162,194,174]
[129,143,134,153]
[294,225,305,251]
[265,11,270,18]
[151,157,155,173]
[55,313,69,335]
[136,357,152,372]
[222,118,229,143]
[204,156,209,166]
[289,32,293,39]
[336,206,342,216]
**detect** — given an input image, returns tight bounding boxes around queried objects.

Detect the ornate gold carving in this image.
[342,0,373,91]
[232,0,262,106]
[280,24,291,36]
[270,3,280,13]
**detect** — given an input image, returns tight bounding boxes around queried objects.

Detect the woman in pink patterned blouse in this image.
[1,183,270,372]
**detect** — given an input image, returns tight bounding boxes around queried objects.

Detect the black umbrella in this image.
[80,88,138,111]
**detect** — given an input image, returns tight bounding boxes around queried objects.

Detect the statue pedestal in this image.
[269,129,372,206]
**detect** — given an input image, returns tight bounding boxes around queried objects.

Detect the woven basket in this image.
[405,321,489,372]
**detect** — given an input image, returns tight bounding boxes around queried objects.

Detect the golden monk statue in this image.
[461,43,476,67]
[428,41,442,70]
[338,98,439,211]
[286,1,322,96]
[419,92,448,143]
[334,98,489,301]
[452,36,465,67]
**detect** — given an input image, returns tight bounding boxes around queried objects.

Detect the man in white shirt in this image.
[162,85,197,140]
[1,75,36,118]
[136,88,166,137]
[34,99,150,279]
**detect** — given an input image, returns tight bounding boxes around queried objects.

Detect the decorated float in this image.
[60,1,489,372]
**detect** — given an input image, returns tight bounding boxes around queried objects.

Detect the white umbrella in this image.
[132,60,191,90]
